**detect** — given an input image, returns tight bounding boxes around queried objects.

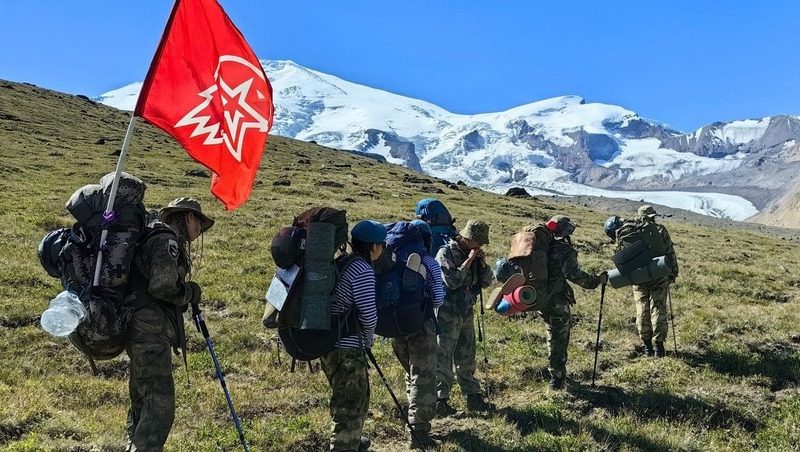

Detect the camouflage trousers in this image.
[540,295,571,380]
[320,347,370,452]
[125,304,179,452]
[633,279,670,344]
[436,302,481,400]
[391,319,437,433]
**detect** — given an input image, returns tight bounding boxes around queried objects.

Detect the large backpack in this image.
[272,207,361,361]
[506,224,554,311]
[613,219,668,275]
[374,221,428,338]
[37,172,147,362]
[415,198,457,252]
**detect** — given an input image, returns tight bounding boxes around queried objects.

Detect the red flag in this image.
[135,0,274,210]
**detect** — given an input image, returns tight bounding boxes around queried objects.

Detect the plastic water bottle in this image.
[40,290,87,337]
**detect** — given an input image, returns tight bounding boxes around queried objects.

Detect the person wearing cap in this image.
[320,220,381,452]
[542,215,607,389]
[631,205,678,358]
[125,197,213,451]
[390,220,445,449]
[434,219,494,415]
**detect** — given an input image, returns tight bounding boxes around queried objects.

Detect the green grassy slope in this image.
[1,80,799,451]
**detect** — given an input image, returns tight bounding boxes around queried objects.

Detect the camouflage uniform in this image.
[544,239,601,380]
[320,348,370,452]
[391,318,438,433]
[125,225,197,452]
[435,238,493,400]
[631,215,678,346]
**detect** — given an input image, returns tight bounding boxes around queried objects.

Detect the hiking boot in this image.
[643,340,655,357]
[409,432,440,450]
[358,436,371,451]
[654,342,666,358]
[435,398,457,417]
[549,377,565,390]
[466,393,495,412]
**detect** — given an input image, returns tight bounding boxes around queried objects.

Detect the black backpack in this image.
[270,207,362,360]
[38,172,147,362]
[613,219,668,275]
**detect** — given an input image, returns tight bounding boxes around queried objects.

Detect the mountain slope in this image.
[2,79,800,451]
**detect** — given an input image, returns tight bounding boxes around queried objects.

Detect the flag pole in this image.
[92,113,138,287]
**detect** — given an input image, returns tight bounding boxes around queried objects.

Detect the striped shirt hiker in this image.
[332,257,377,349]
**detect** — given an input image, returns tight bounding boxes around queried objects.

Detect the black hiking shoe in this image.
[409,432,440,450]
[466,394,495,412]
[358,436,371,451]
[643,340,655,357]
[654,342,666,358]
[549,377,565,390]
[436,398,457,417]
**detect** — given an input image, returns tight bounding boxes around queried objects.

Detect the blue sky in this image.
[1,0,798,131]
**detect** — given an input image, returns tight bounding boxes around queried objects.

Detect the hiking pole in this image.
[191,304,250,452]
[591,283,607,387]
[365,349,427,452]
[668,286,678,355]
[473,265,488,365]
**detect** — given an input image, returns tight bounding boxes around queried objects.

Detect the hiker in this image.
[389,220,445,448]
[624,205,679,357]
[125,197,213,451]
[540,215,607,389]
[320,220,381,452]
[434,220,494,415]
[415,198,458,254]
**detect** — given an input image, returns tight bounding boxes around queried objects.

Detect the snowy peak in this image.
[94,60,800,222]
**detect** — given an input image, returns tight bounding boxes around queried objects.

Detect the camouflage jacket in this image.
[435,239,494,311]
[129,224,196,309]
[547,239,601,304]
[648,219,679,278]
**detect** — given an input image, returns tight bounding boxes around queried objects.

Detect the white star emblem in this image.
[175,55,271,162]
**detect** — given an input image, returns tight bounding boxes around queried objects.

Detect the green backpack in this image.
[613,219,668,275]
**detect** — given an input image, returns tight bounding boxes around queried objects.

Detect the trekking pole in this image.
[191,304,250,452]
[668,286,678,355]
[591,283,606,387]
[365,349,427,452]
[473,265,488,365]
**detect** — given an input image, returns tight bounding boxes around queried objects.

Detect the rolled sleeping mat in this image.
[300,222,337,330]
[608,255,670,289]
[495,285,537,316]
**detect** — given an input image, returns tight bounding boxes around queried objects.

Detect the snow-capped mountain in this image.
[96,60,800,222]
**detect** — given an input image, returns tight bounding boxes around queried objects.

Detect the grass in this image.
[0,79,799,451]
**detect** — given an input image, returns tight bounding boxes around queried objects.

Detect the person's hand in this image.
[598,272,609,285]
[187,281,202,305]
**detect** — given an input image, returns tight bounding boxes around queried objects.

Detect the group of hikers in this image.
[37,172,678,451]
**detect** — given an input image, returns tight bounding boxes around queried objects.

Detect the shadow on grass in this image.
[568,383,761,432]
[440,429,506,452]
[682,343,800,391]
[500,403,674,452]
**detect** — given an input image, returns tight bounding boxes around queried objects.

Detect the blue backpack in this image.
[374,221,428,338]
[415,198,457,253]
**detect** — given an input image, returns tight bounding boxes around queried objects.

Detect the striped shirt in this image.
[422,255,445,309]
[332,257,377,349]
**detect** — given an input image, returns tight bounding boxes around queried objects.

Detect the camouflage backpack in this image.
[612,218,668,275]
[38,172,148,365]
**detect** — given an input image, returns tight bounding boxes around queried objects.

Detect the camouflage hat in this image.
[159,197,214,232]
[460,220,490,245]
[638,205,658,218]
[546,215,577,237]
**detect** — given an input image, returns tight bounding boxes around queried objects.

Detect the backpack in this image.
[613,219,668,275]
[506,224,554,311]
[415,198,457,252]
[272,207,361,361]
[374,221,428,338]
[38,172,147,362]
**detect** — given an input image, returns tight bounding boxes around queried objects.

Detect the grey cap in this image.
[159,197,214,232]
[460,220,490,245]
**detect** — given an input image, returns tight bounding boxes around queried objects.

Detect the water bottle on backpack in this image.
[40,290,87,337]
